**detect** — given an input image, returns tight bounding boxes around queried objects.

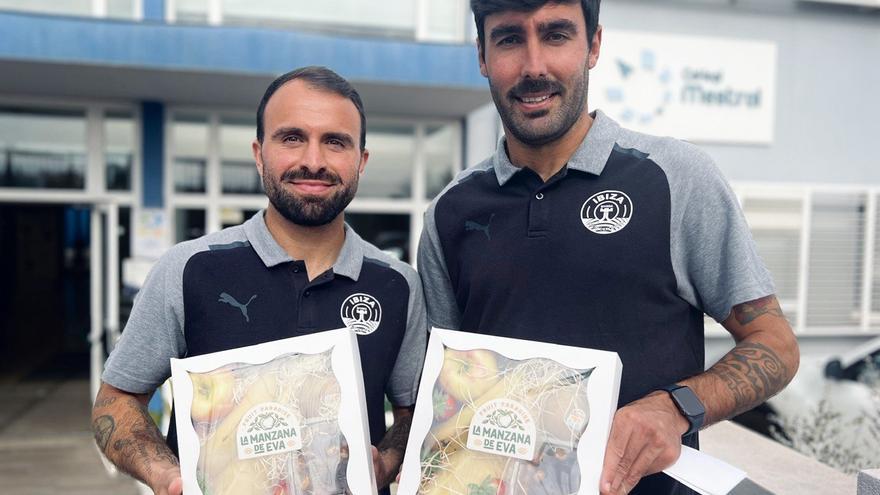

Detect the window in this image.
[360,124,415,199]
[0,107,87,189]
[172,114,209,193]
[0,0,91,17]
[738,186,880,335]
[805,194,866,329]
[346,213,411,262]
[425,124,457,199]
[105,111,135,191]
[167,0,466,42]
[0,0,138,19]
[175,208,206,243]
[220,116,260,195]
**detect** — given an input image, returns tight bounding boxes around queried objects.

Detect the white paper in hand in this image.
[663,446,747,495]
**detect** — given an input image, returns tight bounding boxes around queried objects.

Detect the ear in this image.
[477,37,489,78]
[588,25,603,70]
[358,148,370,176]
[252,139,264,178]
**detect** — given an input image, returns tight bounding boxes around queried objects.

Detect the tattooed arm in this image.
[689,295,799,423]
[600,295,799,494]
[371,405,414,489]
[91,382,182,495]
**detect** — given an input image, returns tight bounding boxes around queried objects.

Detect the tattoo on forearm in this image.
[94,396,118,408]
[111,403,179,478]
[734,296,786,326]
[93,394,178,483]
[93,415,115,451]
[707,342,788,418]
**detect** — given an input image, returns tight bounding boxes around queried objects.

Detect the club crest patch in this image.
[340,293,382,335]
[580,190,634,234]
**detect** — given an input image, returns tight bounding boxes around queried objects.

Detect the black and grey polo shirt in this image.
[104,210,427,460]
[418,110,775,494]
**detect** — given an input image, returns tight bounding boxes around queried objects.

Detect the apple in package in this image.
[398,329,622,495]
[170,329,376,495]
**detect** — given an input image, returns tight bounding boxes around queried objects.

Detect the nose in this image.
[299,139,325,172]
[521,37,548,79]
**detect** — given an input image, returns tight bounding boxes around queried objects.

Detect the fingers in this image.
[601,403,684,494]
[168,477,183,495]
[601,415,634,494]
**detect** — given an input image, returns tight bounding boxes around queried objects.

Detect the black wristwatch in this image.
[657,384,705,437]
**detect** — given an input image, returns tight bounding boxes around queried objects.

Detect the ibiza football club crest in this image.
[580,190,634,234]
[340,293,382,335]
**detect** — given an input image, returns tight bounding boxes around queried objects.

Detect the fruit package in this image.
[398,329,622,495]
[170,329,377,495]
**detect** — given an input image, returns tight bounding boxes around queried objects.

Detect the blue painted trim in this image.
[141,102,164,208]
[142,0,165,22]
[0,11,485,89]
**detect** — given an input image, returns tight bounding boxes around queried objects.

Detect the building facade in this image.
[1,0,878,388]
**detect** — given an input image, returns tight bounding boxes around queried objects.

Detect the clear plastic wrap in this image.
[417,346,593,495]
[187,350,350,495]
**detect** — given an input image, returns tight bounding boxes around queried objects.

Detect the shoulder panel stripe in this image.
[208,240,251,251]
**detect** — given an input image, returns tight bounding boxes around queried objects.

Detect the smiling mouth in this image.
[519,94,552,104]
[288,180,338,194]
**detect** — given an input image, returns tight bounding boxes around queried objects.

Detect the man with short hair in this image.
[92,66,426,495]
[418,2,799,494]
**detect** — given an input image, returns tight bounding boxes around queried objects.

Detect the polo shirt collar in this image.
[243,210,365,281]
[332,224,365,281]
[492,109,621,186]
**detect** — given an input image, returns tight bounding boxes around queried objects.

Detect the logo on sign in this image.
[605,50,673,126]
[468,399,537,461]
[340,293,382,335]
[236,402,301,460]
[581,190,634,234]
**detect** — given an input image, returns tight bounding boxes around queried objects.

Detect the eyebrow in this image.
[271,126,305,141]
[323,132,355,148]
[489,18,579,42]
[537,19,578,36]
[270,127,355,148]
[489,24,525,42]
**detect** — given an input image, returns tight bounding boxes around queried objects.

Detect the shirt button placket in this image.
[528,190,550,235]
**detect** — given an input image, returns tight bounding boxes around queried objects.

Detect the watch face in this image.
[672,387,705,417]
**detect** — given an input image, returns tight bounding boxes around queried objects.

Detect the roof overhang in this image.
[0,12,491,117]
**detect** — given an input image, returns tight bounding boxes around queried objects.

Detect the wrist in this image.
[652,391,691,436]
[655,384,706,437]
[147,463,181,491]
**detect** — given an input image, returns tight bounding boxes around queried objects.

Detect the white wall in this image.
[601,0,880,184]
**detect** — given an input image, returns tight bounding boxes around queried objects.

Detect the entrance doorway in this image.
[0,203,129,382]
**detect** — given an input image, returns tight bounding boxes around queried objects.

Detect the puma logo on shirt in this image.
[218,292,257,322]
[465,213,495,240]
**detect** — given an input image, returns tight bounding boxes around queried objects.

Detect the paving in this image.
[0,377,141,494]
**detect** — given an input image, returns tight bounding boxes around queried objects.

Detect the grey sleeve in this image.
[101,248,188,394]
[416,201,462,330]
[385,266,428,407]
[668,145,776,322]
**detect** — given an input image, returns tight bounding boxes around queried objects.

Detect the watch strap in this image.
[657,384,705,437]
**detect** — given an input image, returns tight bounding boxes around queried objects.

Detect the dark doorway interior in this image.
[0,204,92,380]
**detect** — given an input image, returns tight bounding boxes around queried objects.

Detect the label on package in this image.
[236,402,302,459]
[467,398,537,460]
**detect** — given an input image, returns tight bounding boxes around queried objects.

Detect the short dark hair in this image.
[256,66,366,150]
[471,0,600,53]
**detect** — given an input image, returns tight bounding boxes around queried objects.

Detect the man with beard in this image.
[93,66,426,495]
[418,2,798,495]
